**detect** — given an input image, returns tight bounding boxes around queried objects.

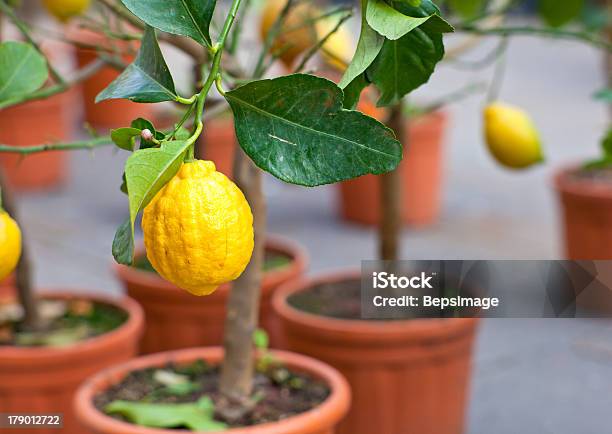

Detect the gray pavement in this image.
[11,31,612,434]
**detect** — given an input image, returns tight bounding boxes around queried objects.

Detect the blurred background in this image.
[1,0,612,433]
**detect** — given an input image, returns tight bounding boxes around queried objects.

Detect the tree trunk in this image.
[0,171,41,331]
[378,103,405,261]
[220,147,267,400]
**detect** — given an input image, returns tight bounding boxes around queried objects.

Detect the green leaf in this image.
[111,128,141,151]
[226,74,402,187]
[538,0,584,27]
[602,128,612,156]
[96,27,177,104]
[106,397,227,431]
[0,41,48,102]
[338,0,384,89]
[595,88,612,102]
[253,329,269,350]
[112,218,134,266]
[343,73,370,110]
[121,0,216,47]
[125,140,191,232]
[366,0,453,40]
[447,0,486,19]
[367,1,446,106]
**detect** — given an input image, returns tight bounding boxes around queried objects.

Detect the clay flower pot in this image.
[72,29,156,130]
[0,291,144,434]
[339,111,448,227]
[75,347,351,434]
[273,271,479,434]
[0,274,15,300]
[199,116,237,178]
[555,167,612,259]
[115,236,308,353]
[0,91,74,190]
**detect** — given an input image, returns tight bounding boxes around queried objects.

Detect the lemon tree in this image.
[0,0,610,414]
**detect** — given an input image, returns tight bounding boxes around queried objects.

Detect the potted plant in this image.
[0,3,146,431]
[0,0,406,431]
[272,1,611,434]
[0,4,78,190]
[555,125,612,259]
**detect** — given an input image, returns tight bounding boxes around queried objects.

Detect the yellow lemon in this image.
[142,160,254,296]
[42,0,90,22]
[484,103,544,169]
[260,0,319,69]
[0,211,21,281]
[317,18,354,72]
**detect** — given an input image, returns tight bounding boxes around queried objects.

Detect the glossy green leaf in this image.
[367,0,452,40]
[111,128,141,151]
[343,72,370,110]
[114,140,191,266]
[367,1,446,106]
[338,0,384,89]
[0,42,48,102]
[226,74,402,187]
[125,140,190,228]
[538,0,584,27]
[447,0,486,19]
[121,0,216,46]
[96,27,177,104]
[106,397,227,431]
[112,218,135,265]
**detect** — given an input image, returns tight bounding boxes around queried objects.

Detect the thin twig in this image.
[0,136,112,154]
[0,59,107,110]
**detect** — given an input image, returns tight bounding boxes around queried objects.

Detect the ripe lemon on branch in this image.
[42,0,90,22]
[0,209,21,281]
[142,160,254,296]
[260,0,319,68]
[484,103,544,169]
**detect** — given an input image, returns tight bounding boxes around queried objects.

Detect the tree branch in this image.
[457,24,612,51]
[0,59,107,111]
[0,136,112,154]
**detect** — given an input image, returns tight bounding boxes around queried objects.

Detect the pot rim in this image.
[0,290,144,360]
[114,234,309,295]
[554,165,612,201]
[75,347,351,434]
[272,269,478,338]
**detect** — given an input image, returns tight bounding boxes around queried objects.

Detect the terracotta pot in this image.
[0,274,15,300]
[199,116,236,178]
[339,111,448,227]
[555,167,612,259]
[0,91,73,190]
[273,271,479,434]
[115,236,308,353]
[72,29,155,130]
[0,291,144,434]
[75,347,351,434]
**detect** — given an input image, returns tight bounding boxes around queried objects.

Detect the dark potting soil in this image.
[288,279,471,320]
[134,250,292,274]
[94,359,330,429]
[288,279,364,320]
[0,299,128,347]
